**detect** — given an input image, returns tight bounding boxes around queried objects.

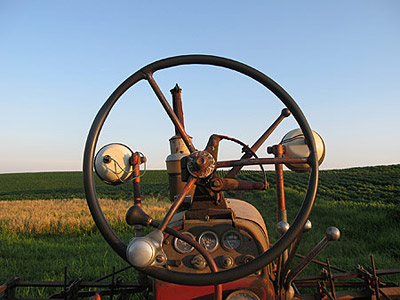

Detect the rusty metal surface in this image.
[170,83,185,136]
[216,157,308,168]
[209,178,265,192]
[294,269,400,283]
[132,152,142,206]
[187,151,217,178]
[158,176,197,232]
[272,144,286,221]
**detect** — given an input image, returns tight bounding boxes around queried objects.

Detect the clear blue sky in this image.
[1,1,399,173]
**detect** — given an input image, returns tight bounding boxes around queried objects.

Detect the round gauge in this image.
[198,231,219,252]
[226,289,260,300]
[173,232,195,254]
[222,230,243,251]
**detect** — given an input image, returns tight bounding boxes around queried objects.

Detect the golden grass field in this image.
[0,198,169,234]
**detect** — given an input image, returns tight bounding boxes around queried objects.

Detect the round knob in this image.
[191,255,207,270]
[243,255,255,264]
[325,227,341,241]
[304,220,312,232]
[277,221,290,235]
[220,255,234,269]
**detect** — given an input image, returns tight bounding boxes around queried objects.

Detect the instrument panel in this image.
[163,219,264,273]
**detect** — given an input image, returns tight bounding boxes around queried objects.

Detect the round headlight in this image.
[94,143,134,185]
[281,128,325,172]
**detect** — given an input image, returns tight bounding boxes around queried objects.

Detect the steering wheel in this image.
[83,55,319,286]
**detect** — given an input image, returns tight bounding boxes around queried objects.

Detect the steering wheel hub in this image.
[186,151,216,178]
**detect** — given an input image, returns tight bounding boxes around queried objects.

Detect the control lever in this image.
[280,220,312,284]
[284,227,340,289]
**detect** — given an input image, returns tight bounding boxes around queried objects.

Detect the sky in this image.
[0,1,399,173]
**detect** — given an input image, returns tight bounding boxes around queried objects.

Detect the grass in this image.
[0,165,399,297]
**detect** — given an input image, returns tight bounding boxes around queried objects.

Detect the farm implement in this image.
[2,55,399,300]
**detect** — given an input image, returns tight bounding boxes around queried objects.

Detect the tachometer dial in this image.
[222,230,243,251]
[198,231,218,252]
[173,232,195,254]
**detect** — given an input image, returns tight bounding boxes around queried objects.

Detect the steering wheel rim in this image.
[83,54,319,286]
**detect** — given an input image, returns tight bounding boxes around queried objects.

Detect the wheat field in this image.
[0,198,169,234]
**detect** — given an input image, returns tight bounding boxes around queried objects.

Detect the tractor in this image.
[2,55,399,300]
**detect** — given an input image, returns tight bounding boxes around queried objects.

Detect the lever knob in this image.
[325,227,340,241]
[125,205,152,226]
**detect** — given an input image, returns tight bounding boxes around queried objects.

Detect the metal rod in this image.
[158,177,197,232]
[132,153,142,206]
[294,254,348,273]
[132,153,144,237]
[319,283,336,300]
[170,84,185,136]
[285,237,330,288]
[63,267,67,300]
[371,255,381,300]
[146,73,196,153]
[327,258,337,299]
[274,144,287,220]
[93,266,132,283]
[217,157,308,168]
[281,232,305,285]
[226,108,290,178]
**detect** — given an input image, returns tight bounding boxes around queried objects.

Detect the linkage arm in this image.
[225,108,291,178]
[158,177,197,232]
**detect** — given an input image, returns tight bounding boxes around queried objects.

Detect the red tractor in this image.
[81,55,400,300]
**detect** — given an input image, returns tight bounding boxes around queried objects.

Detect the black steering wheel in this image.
[83,54,319,286]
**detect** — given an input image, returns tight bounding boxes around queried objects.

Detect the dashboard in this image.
[163,219,266,273]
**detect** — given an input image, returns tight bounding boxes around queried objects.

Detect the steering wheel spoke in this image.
[145,72,196,153]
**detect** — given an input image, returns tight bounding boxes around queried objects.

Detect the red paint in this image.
[153,276,273,300]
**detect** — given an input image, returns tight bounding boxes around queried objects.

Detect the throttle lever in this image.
[284,227,341,289]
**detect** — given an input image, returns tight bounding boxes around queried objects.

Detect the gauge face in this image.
[198,231,219,252]
[222,230,242,250]
[173,232,195,254]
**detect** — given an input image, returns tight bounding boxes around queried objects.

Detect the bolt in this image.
[243,255,255,264]
[156,255,165,263]
[103,155,112,164]
[211,178,223,188]
[195,156,206,168]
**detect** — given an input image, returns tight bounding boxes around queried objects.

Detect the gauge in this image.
[226,289,260,300]
[173,232,195,254]
[198,231,219,252]
[222,230,242,251]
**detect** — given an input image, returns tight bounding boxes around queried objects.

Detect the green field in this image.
[1,165,399,296]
